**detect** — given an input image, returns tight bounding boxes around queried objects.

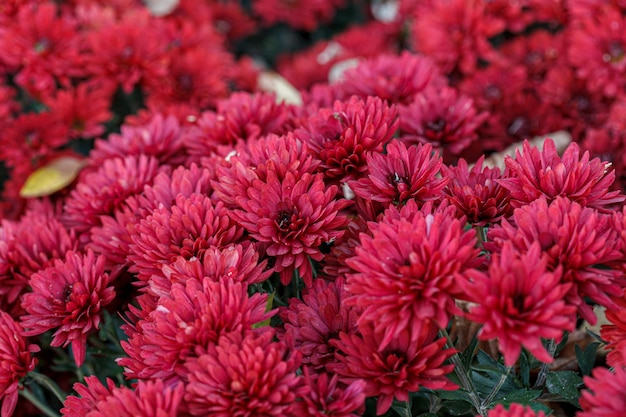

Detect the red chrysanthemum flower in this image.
[567,7,626,98]
[398,86,489,157]
[442,156,513,226]
[328,320,456,415]
[21,250,115,366]
[487,196,623,324]
[253,0,344,31]
[499,139,625,211]
[292,368,366,417]
[280,277,360,371]
[346,200,480,349]
[337,52,446,106]
[349,140,448,207]
[42,80,114,139]
[228,170,350,286]
[157,243,271,295]
[128,193,243,293]
[461,241,576,365]
[90,114,187,167]
[62,155,163,240]
[120,278,271,385]
[294,96,399,182]
[578,366,626,417]
[601,289,626,368]
[484,403,548,417]
[61,375,116,417]
[0,311,38,417]
[185,330,302,417]
[411,0,499,75]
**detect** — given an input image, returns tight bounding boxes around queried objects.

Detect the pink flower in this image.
[346,200,480,349]
[328,320,455,416]
[349,140,448,207]
[484,403,548,417]
[61,376,117,417]
[185,330,302,416]
[120,278,272,385]
[0,311,38,417]
[461,242,576,366]
[442,156,513,226]
[578,366,626,417]
[498,138,625,212]
[280,277,360,371]
[253,0,344,31]
[21,250,115,366]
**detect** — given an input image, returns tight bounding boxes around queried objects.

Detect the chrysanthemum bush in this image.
[4,1,626,417]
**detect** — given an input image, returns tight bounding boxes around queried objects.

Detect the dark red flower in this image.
[484,403,548,417]
[398,86,489,156]
[0,311,38,417]
[295,96,399,181]
[487,197,623,324]
[185,330,302,417]
[228,169,350,286]
[128,193,243,293]
[349,140,448,207]
[461,241,576,365]
[499,139,625,211]
[21,250,115,366]
[337,52,446,106]
[578,366,626,417]
[120,277,271,385]
[253,0,345,31]
[61,376,116,417]
[601,289,626,368]
[280,277,360,372]
[346,200,480,348]
[442,156,513,226]
[328,320,455,415]
[292,368,366,417]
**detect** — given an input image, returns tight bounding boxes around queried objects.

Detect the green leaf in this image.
[519,350,531,387]
[252,292,274,328]
[416,414,439,417]
[441,400,474,416]
[575,343,600,376]
[437,389,474,403]
[489,389,542,406]
[461,333,480,370]
[545,371,583,407]
[554,332,569,355]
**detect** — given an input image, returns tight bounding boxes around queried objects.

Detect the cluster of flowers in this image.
[2,0,626,417]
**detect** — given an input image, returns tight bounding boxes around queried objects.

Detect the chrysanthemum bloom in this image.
[487,197,623,324]
[84,10,169,93]
[62,154,163,239]
[61,376,117,417]
[253,0,344,31]
[337,52,446,106]
[294,96,399,182]
[128,193,243,292]
[21,250,115,366]
[601,289,626,368]
[280,277,360,371]
[346,200,480,349]
[483,403,548,417]
[411,0,499,75]
[157,243,271,295]
[461,242,576,365]
[349,140,448,207]
[442,156,513,226]
[291,368,366,417]
[578,366,626,417]
[567,7,626,98]
[121,277,271,384]
[185,330,302,416]
[499,138,625,212]
[328,320,455,415]
[0,311,38,417]
[398,86,489,156]
[186,92,294,159]
[89,114,187,167]
[229,169,350,286]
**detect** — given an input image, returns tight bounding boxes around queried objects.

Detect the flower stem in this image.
[480,366,512,411]
[19,389,61,417]
[439,329,484,416]
[28,371,67,403]
[533,339,557,388]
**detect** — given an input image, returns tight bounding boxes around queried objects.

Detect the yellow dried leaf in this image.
[20,156,86,198]
[257,71,303,106]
